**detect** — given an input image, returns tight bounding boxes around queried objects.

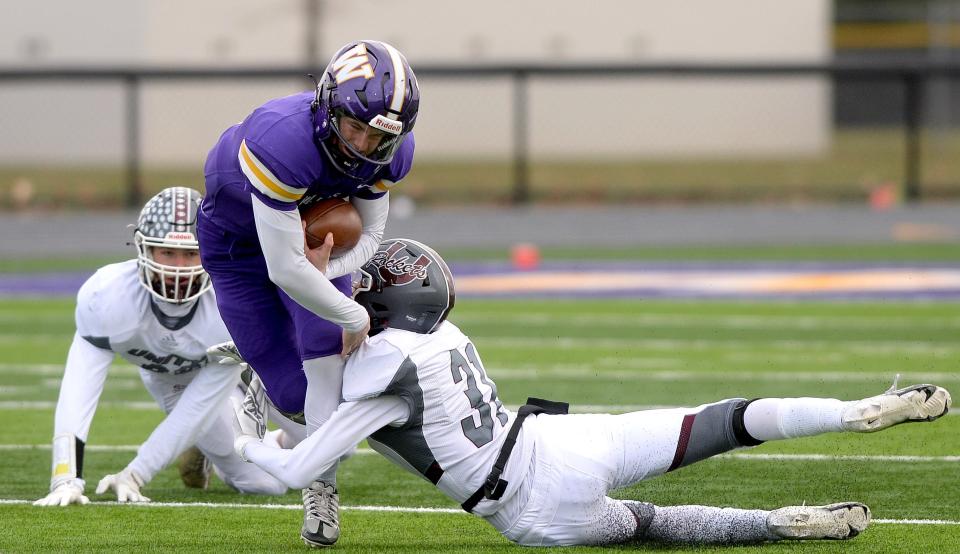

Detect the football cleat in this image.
[301,480,340,548]
[842,381,951,433]
[177,446,211,489]
[767,502,870,540]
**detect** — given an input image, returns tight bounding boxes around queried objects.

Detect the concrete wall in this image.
[0,0,830,165]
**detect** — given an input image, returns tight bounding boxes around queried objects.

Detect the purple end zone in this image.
[0,272,92,298]
[4,262,960,300]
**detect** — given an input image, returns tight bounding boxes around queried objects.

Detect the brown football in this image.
[300,198,362,257]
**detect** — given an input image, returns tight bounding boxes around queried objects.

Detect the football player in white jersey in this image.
[34,187,287,507]
[228,238,951,547]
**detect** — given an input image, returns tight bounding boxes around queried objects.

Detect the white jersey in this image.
[244,321,534,515]
[345,321,529,511]
[75,260,228,374]
[53,260,233,482]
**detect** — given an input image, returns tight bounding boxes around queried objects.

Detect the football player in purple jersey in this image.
[197,39,419,547]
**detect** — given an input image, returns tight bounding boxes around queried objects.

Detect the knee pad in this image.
[623,501,656,540]
[668,398,762,471]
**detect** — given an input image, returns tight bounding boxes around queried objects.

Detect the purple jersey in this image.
[202,91,415,240]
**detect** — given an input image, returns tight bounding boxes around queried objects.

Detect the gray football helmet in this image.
[354,238,455,335]
[133,187,211,304]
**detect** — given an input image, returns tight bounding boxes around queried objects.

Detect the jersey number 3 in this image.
[450,342,509,447]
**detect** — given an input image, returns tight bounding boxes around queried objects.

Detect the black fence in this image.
[2,61,959,207]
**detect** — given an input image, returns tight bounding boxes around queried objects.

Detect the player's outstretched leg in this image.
[841,383,951,433]
[621,500,870,544]
[742,381,950,441]
[301,480,340,548]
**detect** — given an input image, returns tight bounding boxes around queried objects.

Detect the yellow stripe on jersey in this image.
[238,140,305,202]
[374,179,397,192]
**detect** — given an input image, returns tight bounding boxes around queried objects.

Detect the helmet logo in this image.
[165,231,196,241]
[332,43,374,85]
[373,241,432,286]
[369,114,403,135]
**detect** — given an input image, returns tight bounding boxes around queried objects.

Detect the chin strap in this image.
[308,73,321,112]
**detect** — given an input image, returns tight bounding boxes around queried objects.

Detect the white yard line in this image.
[0,498,956,525]
[0,400,158,410]
[721,452,960,463]
[0,363,138,375]
[0,444,379,454]
[2,334,959,356]
[3,361,956,384]
[475,335,960,356]
[3,444,954,462]
[3,399,957,417]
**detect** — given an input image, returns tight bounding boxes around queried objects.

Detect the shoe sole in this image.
[768,502,871,540]
[301,534,337,548]
[897,384,951,422]
[845,384,951,432]
[177,447,211,490]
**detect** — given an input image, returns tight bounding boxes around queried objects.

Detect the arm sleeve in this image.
[53,333,115,442]
[243,396,409,489]
[251,194,369,332]
[126,364,241,482]
[324,193,389,279]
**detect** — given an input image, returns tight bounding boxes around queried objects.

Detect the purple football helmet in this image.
[312,40,420,181]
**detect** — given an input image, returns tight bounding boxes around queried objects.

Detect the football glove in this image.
[206,341,245,366]
[231,371,267,462]
[33,478,90,507]
[95,468,150,503]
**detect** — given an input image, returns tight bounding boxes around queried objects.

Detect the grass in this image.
[0,294,957,552]
[2,241,959,275]
[2,129,960,209]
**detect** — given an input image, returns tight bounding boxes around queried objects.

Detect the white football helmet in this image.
[133,187,211,304]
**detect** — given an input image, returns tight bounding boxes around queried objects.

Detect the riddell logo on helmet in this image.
[165,232,196,241]
[369,115,403,135]
[373,242,431,286]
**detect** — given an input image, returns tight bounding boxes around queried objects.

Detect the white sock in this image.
[744,398,852,441]
[303,355,346,484]
[263,429,284,448]
[267,405,308,446]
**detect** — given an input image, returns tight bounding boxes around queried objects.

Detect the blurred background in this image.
[4,3,960,547]
[2,0,959,209]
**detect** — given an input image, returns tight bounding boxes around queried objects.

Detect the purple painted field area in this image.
[4,262,960,300]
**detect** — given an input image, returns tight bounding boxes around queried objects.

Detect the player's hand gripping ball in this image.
[300,198,362,257]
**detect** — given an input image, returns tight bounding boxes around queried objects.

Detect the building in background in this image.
[0,1,829,166]
[835,0,960,126]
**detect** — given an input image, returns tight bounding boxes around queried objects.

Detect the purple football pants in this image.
[197,211,349,414]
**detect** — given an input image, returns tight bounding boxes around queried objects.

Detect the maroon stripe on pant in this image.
[668,414,696,471]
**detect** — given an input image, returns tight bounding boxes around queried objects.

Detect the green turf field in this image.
[0,297,957,552]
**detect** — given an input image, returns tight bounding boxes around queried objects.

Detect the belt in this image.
[461,397,568,513]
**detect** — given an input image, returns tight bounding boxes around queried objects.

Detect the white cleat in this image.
[301,480,340,548]
[842,382,951,433]
[767,502,871,540]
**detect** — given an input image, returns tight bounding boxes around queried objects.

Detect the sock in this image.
[744,397,851,441]
[646,505,774,543]
[303,355,345,484]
